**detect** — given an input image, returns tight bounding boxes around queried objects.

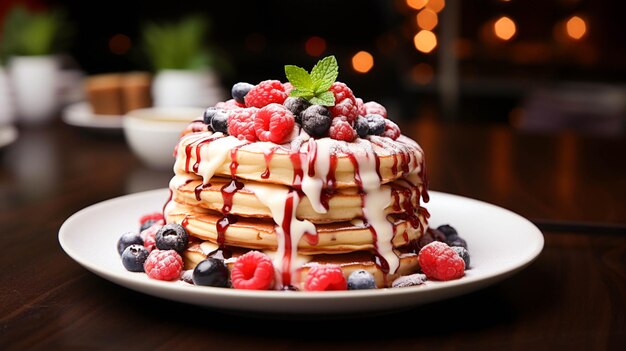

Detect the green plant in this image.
[0,6,67,62]
[142,16,213,71]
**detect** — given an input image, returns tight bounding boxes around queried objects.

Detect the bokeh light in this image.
[494,16,516,41]
[406,0,428,10]
[305,36,327,57]
[425,0,445,13]
[352,51,374,73]
[413,30,437,53]
[416,9,438,30]
[566,16,587,40]
[410,63,434,84]
[108,34,131,55]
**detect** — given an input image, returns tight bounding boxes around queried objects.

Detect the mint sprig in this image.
[285,55,338,106]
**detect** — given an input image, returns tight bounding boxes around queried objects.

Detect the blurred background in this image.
[1,0,626,135]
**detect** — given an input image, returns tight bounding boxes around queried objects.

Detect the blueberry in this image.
[283,97,311,123]
[301,105,332,138]
[231,82,254,104]
[446,235,468,249]
[391,273,427,288]
[155,223,189,254]
[437,224,458,238]
[117,232,143,256]
[347,269,376,290]
[121,244,149,272]
[430,228,447,242]
[365,114,385,135]
[210,109,230,134]
[452,246,470,268]
[354,116,369,138]
[140,219,158,233]
[203,107,216,125]
[192,258,230,287]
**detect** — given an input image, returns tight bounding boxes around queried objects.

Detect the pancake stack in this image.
[164,121,430,289]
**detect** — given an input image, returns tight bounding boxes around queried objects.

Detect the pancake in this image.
[172,130,427,191]
[166,201,428,254]
[184,241,422,289]
[171,175,425,223]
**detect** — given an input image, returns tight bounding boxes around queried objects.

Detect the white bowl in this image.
[122,107,204,170]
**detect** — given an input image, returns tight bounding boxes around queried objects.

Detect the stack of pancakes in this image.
[164,122,430,288]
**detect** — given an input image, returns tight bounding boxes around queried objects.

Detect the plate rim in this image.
[61,101,123,129]
[58,188,544,311]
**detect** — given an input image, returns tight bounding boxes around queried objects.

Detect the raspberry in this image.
[329,117,356,142]
[329,82,359,122]
[381,119,401,140]
[139,212,164,225]
[363,101,387,118]
[304,264,347,291]
[356,97,367,116]
[283,82,294,95]
[417,241,465,281]
[140,223,162,252]
[329,82,355,102]
[144,249,184,281]
[228,108,258,141]
[254,103,295,144]
[244,80,288,108]
[231,251,275,290]
[216,99,245,110]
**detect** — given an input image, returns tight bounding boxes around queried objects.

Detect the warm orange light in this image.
[416,9,438,30]
[305,36,327,57]
[413,30,437,53]
[410,63,434,85]
[406,0,428,10]
[352,51,374,73]
[494,16,516,41]
[566,16,587,39]
[426,0,445,13]
[109,34,131,55]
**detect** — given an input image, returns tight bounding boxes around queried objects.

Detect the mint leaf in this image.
[309,91,335,106]
[310,55,338,93]
[285,65,314,90]
[289,87,315,99]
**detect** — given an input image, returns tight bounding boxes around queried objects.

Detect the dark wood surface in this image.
[1,119,625,350]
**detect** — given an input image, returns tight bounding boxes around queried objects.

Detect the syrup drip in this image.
[326,154,338,190]
[184,143,194,173]
[211,214,237,259]
[181,216,189,229]
[229,144,247,177]
[194,183,204,201]
[261,147,278,179]
[193,137,215,173]
[289,152,304,190]
[418,156,430,203]
[220,179,244,213]
[306,139,317,177]
[364,220,390,275]
[280,190,297,285]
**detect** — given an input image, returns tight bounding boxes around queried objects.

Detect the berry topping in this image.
[446,235,468,249]
[210,109,230,134]
[356,98,367,116]
[283,96,311,122]
[139,212,164,229]
[418,241,465,281]
[451,246,471,268]
[365,114,385,135]
[231,251,275,290]
[363,101,387,118]
[203,107,217,125]
[244,80,288,108]
[437,224,458,238]
[216,99,245,110]
[329,82,355,102]
[354,116,369,138]
[282,82,294,95]
[228,107,258,141]
[329,117,357,142]
[231,82,254,104]
[192,257,230,287]
[329,82,358,122]
[304,264,347,291]
[117,232,143,256]
[155,223,189,254]
[381,119,401,140]
[144,249,184,281]
[347,269,376,290]
[121,244,149,272]
[301,105,332,138]
[140,223,161,252]
[181,269,194,284]
[254,103,295,144]
[391,273,427,288]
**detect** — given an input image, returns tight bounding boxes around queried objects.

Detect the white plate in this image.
[0,125,18,148]
[61,101,123,130]
[58,189,544,315]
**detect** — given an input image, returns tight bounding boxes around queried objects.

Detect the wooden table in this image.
[1,119,624,350]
